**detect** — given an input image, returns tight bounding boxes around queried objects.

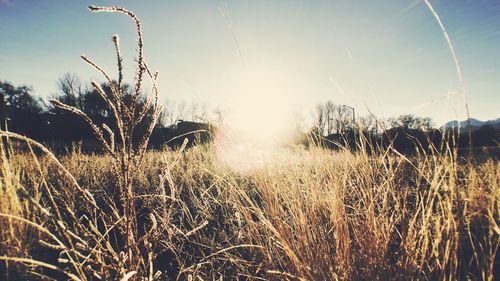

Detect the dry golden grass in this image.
[0,4,498,280]
[1,143,498,280]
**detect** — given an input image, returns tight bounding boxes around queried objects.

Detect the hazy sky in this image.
[1,0,499,127]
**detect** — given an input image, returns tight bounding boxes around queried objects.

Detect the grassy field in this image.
[1,141,498,280]
[1,4,498,280]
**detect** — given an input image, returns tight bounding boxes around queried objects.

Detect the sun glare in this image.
[214,73,295,171]
[226,70,295,141]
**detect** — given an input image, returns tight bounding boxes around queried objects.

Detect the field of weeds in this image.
[1,3,498,280]
[1,143,498,280]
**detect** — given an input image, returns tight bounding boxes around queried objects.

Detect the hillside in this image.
[441,117,500,131]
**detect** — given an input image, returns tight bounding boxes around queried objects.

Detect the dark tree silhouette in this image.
[0,81,46,139]
[388,114,433,131]
[0,77,497,155]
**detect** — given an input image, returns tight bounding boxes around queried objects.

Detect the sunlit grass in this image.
[1,142,498,280]
[0,2,498,280]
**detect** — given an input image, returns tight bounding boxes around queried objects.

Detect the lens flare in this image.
[215,76,295,171]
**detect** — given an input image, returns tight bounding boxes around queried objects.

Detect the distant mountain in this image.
[441,118,500,131]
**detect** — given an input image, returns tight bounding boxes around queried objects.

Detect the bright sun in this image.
[237,95,287,135]
[225,76,293,145]
[214,73,295,171]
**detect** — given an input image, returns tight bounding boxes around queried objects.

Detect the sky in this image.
[1,0,499,128]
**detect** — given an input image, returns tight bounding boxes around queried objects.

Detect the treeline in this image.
[1,76,498,155]
[0,75,216,152]
[307,101,499,155]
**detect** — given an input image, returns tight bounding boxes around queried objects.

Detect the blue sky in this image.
[1,0,499,127]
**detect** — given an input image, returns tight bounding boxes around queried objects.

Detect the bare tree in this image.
[162,98,187,125]
[161,99,214,126]
[187,101,200,121]
[388,114,434,131]
[332,104,352,134]
[313,100,354,136]
[57,73,84,107]
[197,102,209,122]
[325,101,336,135]
[161,98,178,126]
[359,115,377,134]
[312,102,326,136]
[176,100,187,122]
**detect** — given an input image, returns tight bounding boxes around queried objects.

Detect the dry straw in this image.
[0,3,498,281]
[1,4,167,280]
